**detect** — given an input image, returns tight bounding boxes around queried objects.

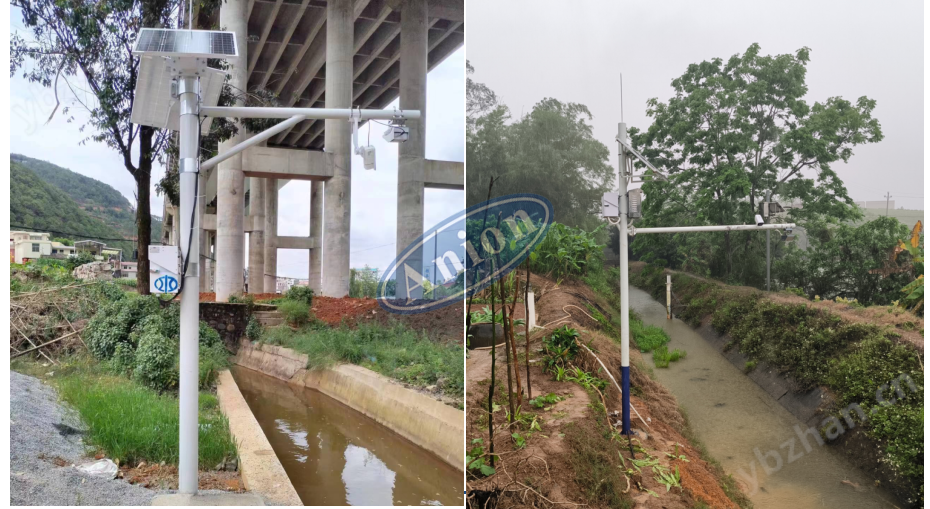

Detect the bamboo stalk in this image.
[11,329,84,359]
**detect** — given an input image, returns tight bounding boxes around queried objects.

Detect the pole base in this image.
[152,493,265,506]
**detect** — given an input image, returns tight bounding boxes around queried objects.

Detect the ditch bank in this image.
[214,370,302,506]
[630,263,922,507]
[232,340,465,471]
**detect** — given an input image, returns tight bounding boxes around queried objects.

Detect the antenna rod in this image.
[620,73,624,123]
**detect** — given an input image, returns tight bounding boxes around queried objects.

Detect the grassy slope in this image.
[631,264,923,506]
[10,162,134,255]
[11,153,162,242]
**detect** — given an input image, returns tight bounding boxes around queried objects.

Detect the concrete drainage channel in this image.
[216,342,464,506]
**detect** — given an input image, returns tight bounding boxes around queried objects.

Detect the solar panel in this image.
[133,29,238,59]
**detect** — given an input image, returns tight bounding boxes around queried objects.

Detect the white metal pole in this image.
[199,106,420,120]
[177,76,201,495]
[666,274,671,319]
[765,190,771,292]
[631,223,794,235]
[617,122,632,436]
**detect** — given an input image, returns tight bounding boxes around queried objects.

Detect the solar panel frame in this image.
[133,28,238,59]
[130,55,227,133]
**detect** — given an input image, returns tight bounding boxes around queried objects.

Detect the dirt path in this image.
[466,274,745,509]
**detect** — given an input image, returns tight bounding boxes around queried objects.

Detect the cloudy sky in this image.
[467,0,924,211]
[10,6,463,280]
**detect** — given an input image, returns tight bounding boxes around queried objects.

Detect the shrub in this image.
[245,316,263,341]
[543,326,580,370]
[85,302,131,359]
[198,321,221,347]
[110,342,136,375]
[199,342,230,389]
[286,285,314,305]
[278,299,310,327]
[134,324,179,392]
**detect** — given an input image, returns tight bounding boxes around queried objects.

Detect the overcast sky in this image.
[467,0,924,212]
[10,6,463,279]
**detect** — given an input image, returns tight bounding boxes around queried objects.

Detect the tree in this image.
[630,44,883,284]
[466,63,614,229]
[773,216,913,305]
[12,0,176,294]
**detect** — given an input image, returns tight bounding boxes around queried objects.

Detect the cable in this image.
[9,224,133,243]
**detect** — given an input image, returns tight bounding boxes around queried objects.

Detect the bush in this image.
[85,310,131,359]
[198,321,221,347]
[110,342,136,375]
[278,299,310,327]
[199,342,230,390]
[134,324,178,392]
[543,326,580,371]
[286,285,314,305]
[245,317,263,341]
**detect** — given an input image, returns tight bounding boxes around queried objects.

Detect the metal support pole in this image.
[617,122,632,436]
[666,274,671,319]
[177,76,200,495]
[765,190,771,292]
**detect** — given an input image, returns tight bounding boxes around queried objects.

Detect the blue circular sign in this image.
[155,274,179,293]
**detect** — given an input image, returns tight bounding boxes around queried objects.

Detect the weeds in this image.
[652,346,686,368]
[262,321,464,400]
[56,361,236,468]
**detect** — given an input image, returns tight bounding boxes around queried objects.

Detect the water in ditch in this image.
[629,286,901,509]
[231,365,463,506]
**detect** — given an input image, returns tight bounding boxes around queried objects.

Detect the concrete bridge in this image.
[162,0,464,300]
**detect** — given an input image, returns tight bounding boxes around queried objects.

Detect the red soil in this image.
[198,292,282,303]
[311,296,381,326]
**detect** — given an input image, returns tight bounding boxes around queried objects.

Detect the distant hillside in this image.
[10,161,134,256]
[11,153,162,242]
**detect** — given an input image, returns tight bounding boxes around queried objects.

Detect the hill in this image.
[11,153,162,242]
[10,161,135,257]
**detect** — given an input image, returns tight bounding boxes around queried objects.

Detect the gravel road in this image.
[10,371,157,506]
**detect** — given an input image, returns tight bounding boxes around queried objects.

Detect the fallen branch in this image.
[11,329,84,359]
[11,281,98,299]
[11,322,58,365]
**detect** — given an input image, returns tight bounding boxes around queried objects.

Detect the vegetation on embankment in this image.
[632,263,924,506]
[259,321,465,403]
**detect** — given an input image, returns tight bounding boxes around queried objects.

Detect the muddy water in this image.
[629,287,900,509]
[231,366,463,506]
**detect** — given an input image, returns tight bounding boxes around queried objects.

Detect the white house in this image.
[10,231,74,264]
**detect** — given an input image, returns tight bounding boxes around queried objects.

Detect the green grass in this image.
[261,321,464,401]
[54,362,236,468]
[652,345,686,368]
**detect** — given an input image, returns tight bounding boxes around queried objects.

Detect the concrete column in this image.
[248,177,265,293]
[321,0,353,297]
[309,181,323,294]
[396,0,428,299]
[263,179,278,293]
[215,0,249,301]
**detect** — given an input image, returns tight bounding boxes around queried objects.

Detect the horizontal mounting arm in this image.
[200,106,420,120]
[629,223,796,235]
